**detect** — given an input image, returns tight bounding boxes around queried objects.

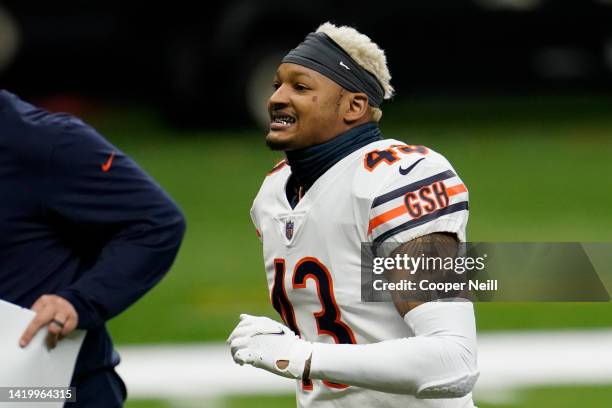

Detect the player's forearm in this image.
[309,301,479,398]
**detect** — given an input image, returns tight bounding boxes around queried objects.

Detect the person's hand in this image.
[20,295,79,349]
[228,314,312,379]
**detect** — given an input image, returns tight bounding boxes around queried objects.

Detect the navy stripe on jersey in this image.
[373,201,468,244]
[372,170,456,208]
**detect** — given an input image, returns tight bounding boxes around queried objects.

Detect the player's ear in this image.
[343,92,369,123]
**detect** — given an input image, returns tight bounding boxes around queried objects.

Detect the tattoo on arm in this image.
[384,232,467,317]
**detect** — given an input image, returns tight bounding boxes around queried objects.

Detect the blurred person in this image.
[228,23,478,407]
[0,90,186,407]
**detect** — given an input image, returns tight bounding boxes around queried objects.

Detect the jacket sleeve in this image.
[44,118,186,329]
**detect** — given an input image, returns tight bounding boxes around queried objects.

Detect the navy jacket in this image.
[0,90,186,378]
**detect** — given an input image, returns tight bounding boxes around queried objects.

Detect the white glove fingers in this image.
[235,348,256,365]
[227,321,256,343]
[230,336,251,357]
[228,314,309,379]
[233,349,247,365]
[228,326,253,343]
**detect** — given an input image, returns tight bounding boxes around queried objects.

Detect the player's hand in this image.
[227,314,312,379]
[20,295,79,350]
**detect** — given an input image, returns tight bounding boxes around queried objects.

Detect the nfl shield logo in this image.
[285,220,294,240]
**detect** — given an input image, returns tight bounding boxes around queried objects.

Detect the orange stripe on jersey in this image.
[447,183,467,196]
[368,204,407,235]
[267,159,287,175]
[367,183,467,235]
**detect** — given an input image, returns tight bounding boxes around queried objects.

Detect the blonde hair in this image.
[316,22,393,122]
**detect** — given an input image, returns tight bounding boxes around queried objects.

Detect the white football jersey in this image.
[250,138,473,408]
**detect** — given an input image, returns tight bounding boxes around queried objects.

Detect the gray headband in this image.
[282,32,385,107]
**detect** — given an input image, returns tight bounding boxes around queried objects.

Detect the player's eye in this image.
[272,82,281,90]
[294,84,309,92]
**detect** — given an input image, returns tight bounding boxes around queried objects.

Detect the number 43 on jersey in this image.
[271,257,356,390]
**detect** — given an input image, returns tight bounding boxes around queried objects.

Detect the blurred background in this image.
[1,0,612,406]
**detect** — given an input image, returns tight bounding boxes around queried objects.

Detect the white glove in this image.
[227,314,313,379]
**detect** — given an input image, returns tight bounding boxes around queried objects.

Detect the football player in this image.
[229,22,478,407]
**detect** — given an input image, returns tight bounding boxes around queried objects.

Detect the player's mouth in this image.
[270,111,297,131]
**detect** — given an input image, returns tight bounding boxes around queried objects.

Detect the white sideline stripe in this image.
[115,329,612,399]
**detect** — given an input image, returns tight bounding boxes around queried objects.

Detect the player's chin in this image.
[265,128,298,151]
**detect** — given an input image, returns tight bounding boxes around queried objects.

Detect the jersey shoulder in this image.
[353,138,462,199]
[250,158,291,227]
[256,158,290,197]
[352,138,469,243]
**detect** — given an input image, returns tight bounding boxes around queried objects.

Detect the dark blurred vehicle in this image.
[1,0,611,128]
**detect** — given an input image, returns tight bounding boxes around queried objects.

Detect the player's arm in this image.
[304,232,478,397]
[21,119,186,347]
[384,232,461,315]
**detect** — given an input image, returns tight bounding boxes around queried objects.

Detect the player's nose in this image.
[268,84,290,108]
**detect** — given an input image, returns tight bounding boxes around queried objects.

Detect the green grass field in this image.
[98,95,612,344]
[124,385,612,408]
